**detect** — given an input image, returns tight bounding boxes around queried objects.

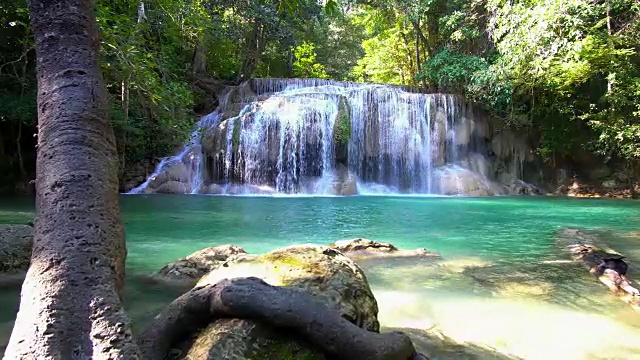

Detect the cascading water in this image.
[129,78,534,196]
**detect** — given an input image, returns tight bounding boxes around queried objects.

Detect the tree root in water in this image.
[138,277,425,360]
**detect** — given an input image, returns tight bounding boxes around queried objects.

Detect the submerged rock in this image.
[0,224,33,274]
[461,263,560,299]
[174,244,380,359]
[385,327,517,360]
[328,238,440,260]
[154,245,248,286]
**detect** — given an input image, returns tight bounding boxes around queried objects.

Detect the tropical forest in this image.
[1,0,640,359]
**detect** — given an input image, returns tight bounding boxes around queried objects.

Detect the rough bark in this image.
[4,0,138,358]
[139,277,423,360]
[236,20,264,83]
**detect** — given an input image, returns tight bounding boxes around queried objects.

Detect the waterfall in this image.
[129,78,533,196]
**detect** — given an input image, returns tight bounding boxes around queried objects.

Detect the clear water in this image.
[2,195,640,359]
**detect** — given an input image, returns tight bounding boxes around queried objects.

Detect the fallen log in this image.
[138,277,426,360]
[557,229,640,309]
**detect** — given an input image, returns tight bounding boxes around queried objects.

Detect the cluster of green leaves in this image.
[292,41,329,79]
[97,0,199,166]
[484,0,640,162]
[0,0,36,188]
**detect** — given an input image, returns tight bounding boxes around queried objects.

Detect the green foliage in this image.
[292,42,329,79]
[419,49,488,93]
[334,99,351,145]
[2,0,640,191]
[484,0,640,161]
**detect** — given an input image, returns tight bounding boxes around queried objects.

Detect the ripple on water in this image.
[2,195,640,358]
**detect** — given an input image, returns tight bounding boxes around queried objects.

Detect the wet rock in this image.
[461,263,559,299]
[175,244,380,359]
[155,181,189,194]
[435,166,503,196]
[335,172,358,196]
[590,166,611,180]
[154,245,248,286]
[507,179,544,195]
[0,224,33,274]
[198,183,224,195]
[333,163,358,196]
[154,162,191,185]
[225,184,276,195]
[328,238,440,261]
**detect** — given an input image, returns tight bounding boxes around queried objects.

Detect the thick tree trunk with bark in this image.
[4,0,139,358]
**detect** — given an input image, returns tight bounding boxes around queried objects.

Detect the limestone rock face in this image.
[176,245,380,359]
[154,245,248,286]
[435,166,503,196]
[155,181,189,194]
[0,224,33,273]
[507,179,544,195]
[197,183,224,195]
[333,164,358,196]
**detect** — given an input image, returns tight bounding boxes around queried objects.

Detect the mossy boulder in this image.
[0,224,33,274]
[174,244,380,359]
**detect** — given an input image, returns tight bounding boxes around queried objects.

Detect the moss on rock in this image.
[232,118,241,154]
[334,96,351,146]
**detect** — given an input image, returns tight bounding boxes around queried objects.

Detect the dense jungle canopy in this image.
[1,0,639,193]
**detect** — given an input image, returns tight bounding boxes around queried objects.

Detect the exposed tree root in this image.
[138,277,425,360]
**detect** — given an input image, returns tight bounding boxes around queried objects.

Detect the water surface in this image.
[2,195,640,359]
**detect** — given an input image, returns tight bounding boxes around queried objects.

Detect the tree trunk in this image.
[16,121,26,181]
[411,20,427,89]
[400,29,415,81]
[5,0,138,358]
[120,77,129,180]
[236,19,263,83]
[192,38,208,77]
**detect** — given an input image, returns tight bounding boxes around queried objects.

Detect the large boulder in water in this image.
[0,224,33,274]
[154,245,248,286]
[173,245,380,359]
[328,238,440,261]
[145,162,192,194]
[435,166,504,196]
[507,179,544,195]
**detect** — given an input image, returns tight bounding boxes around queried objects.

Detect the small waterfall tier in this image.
[129,78,538,196]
